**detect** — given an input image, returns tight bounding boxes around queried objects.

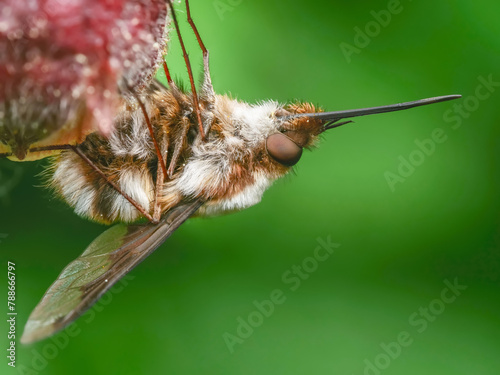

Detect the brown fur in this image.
[49,82,326,224]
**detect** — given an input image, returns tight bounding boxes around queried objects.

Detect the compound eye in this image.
[266,133,303,167]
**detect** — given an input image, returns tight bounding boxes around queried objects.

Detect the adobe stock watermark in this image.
[384,74,499,192]
[213,0,243,21]
[15,275,135,375]
[340,0,412,63]
[360,278,467,375]
[223,236,340,354]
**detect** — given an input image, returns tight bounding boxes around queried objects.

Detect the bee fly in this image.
[20,1,461,343]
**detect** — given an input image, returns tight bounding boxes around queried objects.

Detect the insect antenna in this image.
[166,0,206,140]
[323,120,354,130]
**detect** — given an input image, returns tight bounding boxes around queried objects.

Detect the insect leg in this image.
[185,0,212,89]
[167,116,190,178]
[70,146,158,224]
[162,61,175,87]
[1,142,159,222]
[128,87,168,180]
[166,0,205,140]
[153,132,167,222]
[47,144,159,223]
[185,0,215,135]
[0,143,76,158]
[153,157,165,221]
[185,0,207,58]
[27,144,74,153]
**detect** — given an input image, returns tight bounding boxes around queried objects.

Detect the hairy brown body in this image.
[49,81,323,224]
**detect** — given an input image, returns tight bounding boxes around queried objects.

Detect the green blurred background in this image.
[1,0,499,374]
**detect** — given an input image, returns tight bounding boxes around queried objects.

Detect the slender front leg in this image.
[185,0,213,92]
[167,116,190,178]
[128,87,168,180]
[1,144,76,158]
[166,0,206,140]
[185,0,215,134]
[71,145,158,224]
[162,61,175,88]
[4,143,159,223]
[153,132,167,222]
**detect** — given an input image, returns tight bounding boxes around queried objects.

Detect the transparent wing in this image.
[21,200,203,344]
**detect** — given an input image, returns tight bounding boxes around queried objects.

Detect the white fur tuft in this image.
[199,171,273,216]
[53,156,95,218]
[226,99,280,146]
[110,167,153,222]
[109,101,155,160]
